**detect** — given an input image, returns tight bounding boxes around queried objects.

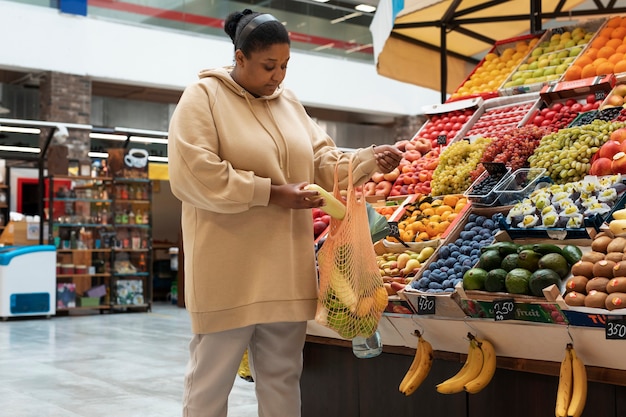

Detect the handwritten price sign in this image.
[606,317,626,340]
[417,295,436,315]
[493,298,515,321]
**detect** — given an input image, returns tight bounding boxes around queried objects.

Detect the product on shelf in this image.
[564,16,626,81]
[414,98,482,148]
[500,20,604,95]
[464,101,536,138]
[470,125,549,181]
[529,119,626,183]
[449,35,540,101]
[431,137,492,196]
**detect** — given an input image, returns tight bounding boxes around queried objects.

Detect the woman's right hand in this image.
[270,182,325,209]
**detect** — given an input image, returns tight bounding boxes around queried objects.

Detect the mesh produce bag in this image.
[315,157,388,339]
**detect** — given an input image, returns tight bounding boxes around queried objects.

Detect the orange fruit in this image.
[435,205,453,216]
[614,60,626,73]
[581,63,597,78]
[598,46,616,59]
[442,194,459,207]
[593,57,609,66]
[622,18,626,27]
[417,232,429,241]
[596,61,614,76]
[600,27,614,38]
[606,38,623,50]
[608,16,622,28]
[575,55,593,68]
[564,64,582,81]
[617,44,626,54]
[612,27,626,40]
[585,47,599,60]
[609,53,625,64]
[591,36,609,49]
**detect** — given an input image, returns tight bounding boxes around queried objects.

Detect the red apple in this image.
[313,220,327,236]
[599,140,622,160]
[590,157,613,176]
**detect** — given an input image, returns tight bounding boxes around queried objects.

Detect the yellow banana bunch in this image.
[463,336,497,394]
[555,343,587,417]
[399,331,434,396]
[436,333,484,394]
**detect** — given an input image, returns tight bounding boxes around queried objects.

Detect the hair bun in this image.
[224,9,253,41]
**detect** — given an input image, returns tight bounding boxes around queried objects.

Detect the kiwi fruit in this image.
[605,292,626,310]
[595,230,615,239]
[565,275,588,293]
[584,290,608,308]
[564,291,586,306]
[607,237,626,253]
[591,235,613,253]
[605,252,623,263]
[582,251,605,263]
[607,277,626,293]
[614,261,626,277]
[593,260,616,279]
[570,261,595,278]
[586,277,610,293]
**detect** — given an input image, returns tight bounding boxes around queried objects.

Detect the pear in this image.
[612,209,626,220]
[609,219,626,236]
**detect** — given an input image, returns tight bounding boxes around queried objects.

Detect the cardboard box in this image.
[540,73,616,105]
[0,221,41,245]
[77,297,100,307]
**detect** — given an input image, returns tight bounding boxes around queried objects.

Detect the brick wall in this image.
[39,71,91,161]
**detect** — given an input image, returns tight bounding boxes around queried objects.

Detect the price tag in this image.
[606,317,626,340]
[595,90,607,101]
[436,135,447,145]
[552,27,565,35]
[493,298,515,321]
[417,295,436,315]
[388,221,400,237]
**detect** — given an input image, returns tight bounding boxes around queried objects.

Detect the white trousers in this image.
[182,321,307,417]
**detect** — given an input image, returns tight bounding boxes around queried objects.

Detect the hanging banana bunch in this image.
[555,343,587,417]
[436,332,497,395]
[399,330,434,396]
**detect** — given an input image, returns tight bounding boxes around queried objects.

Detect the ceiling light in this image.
[148,155,168,163]
[88,151,109,158]
[90,132,126,141]
[0,145,40,153]
[130,136,168,145]
[311,0,330,2]
[0,126,41,134]
[355,4,376,13]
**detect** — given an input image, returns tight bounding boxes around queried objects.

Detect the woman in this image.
[167,9,403,417]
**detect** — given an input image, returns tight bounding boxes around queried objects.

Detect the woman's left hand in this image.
[373,144,403,173]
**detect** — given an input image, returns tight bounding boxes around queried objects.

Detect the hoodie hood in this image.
[198,66,284,100]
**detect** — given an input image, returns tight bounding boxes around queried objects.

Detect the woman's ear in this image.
[234,49,245,67]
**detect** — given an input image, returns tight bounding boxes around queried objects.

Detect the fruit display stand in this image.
[499,19,606,97]
[446,33,544,103]
[462,93,540,139]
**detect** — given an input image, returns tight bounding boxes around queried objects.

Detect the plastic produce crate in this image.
[495,167,549,206]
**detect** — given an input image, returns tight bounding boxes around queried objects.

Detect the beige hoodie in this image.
[168,67,378,334]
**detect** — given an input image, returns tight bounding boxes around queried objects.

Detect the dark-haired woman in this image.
[168,9,402,417]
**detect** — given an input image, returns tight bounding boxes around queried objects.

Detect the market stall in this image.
[306,13,626,417]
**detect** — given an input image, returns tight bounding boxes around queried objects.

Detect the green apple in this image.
[569,47,583,57]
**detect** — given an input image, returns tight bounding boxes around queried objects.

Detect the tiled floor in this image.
[0,303,258,417]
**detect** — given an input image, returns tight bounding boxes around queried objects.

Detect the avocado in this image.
[484,268,508,292]
[505,268,532,295]
[538,253,570,279]
[463,268,488,291]
[561,244,583,265]
[501,253,520,272]
[529,269,561,297]
[517,250,542,272]
[479,250,503,271]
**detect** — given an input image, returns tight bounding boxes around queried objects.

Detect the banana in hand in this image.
[436,332,484,394]
[399,331,434,396]
[463,336,497,394]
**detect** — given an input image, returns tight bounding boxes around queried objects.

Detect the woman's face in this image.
[235,43,290,97]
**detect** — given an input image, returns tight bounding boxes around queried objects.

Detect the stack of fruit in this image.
[464,101,536,138]
[449,36,539,101]
[600,83,626,111]
[387,195,467,245]
[463,241,581,298]
[502,25,597,90]
[563,210,626,310]
[525,96,601,132]
[431,137,493,196]
[589,126,626,175]
[410,212,501,293]
[377,246,436,295]
[564,16,626,81]
[416,107,477,148]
